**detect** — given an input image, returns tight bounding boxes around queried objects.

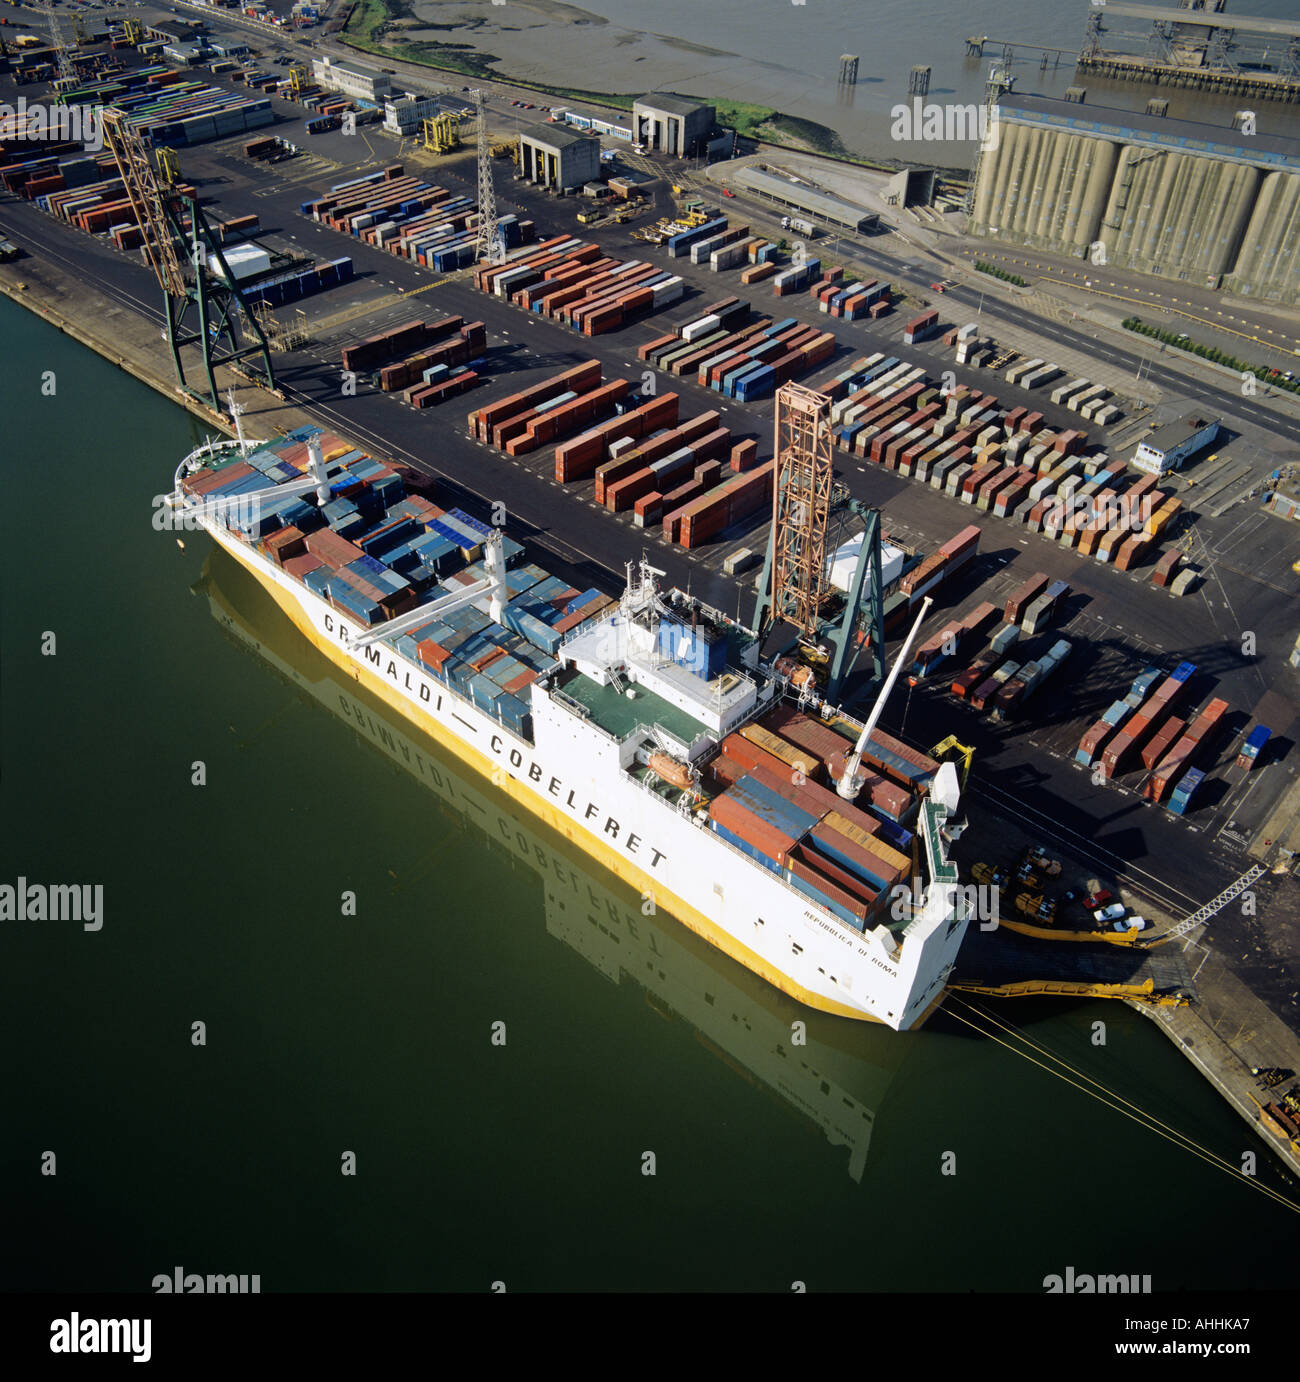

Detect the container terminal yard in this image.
[3,0,1300,1260]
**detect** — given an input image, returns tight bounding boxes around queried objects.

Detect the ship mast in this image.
[836,596,932,800]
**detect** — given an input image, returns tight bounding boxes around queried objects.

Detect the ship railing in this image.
[547,686,625,746]
[658,787,871,943]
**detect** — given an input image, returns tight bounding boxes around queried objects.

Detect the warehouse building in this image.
[726,163,877,233]
[969,93,1300,305]
[518,123,601,191]
[633,94,715,157]
[162,42,206,66]
[383,94,441,137]
[311,56,393,104]
[1132,415,1220,475]
[145,21,206,46]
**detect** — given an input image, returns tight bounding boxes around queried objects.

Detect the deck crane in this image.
[836,596,933,799]
[101,108,277,415]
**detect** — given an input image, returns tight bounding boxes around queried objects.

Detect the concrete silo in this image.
[1224,171,1300,306]
[970,120,1117,257]
[1099,146,1259,283]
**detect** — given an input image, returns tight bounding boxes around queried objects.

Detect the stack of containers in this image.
[1147,697,1228,803]
[468,361,602,446]
[1098,661,1197,780]
[665,463,775,549]
[554,393,680,483]
[896,524,981,605]
[1019,579,1069,634]
[1076,665,1160,765]
[771,258,822,295]
[908,600,998,684]
[903,308,939,344]
[1235,725,1271,771]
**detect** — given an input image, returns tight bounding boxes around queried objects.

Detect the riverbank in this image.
[2,245,1297,1177]
[338,2,930,174]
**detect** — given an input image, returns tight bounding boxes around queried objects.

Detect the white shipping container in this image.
[213,242,272,282]
[681,314,721,343]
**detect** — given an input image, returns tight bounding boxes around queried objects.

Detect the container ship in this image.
[169,424,969,1029]
[200,542,914,1180]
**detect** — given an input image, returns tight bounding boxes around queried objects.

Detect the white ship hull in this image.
[205,520,966,1028]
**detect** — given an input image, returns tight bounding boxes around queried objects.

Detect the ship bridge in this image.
[552,561,762,757]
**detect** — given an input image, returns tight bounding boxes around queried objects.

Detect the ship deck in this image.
[553,665,711,748]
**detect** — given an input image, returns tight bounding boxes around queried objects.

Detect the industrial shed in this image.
[633,94,715,157]
[518,123,601,191]
[726,164,877,233]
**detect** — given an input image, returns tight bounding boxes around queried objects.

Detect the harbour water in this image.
[2,296,1297,1291]
[411,0,1300,166]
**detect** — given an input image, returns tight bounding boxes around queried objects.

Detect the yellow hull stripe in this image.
[234,546,930,1026]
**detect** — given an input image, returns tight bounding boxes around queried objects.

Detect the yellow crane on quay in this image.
[420,114,462,156]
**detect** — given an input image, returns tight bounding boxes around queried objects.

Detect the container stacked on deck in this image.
[182,427,616,737]
[706,706,935,930]
[473,236,684,334]
[303,166,531,272]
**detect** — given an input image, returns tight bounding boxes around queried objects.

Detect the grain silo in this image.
[967,94,1300,303]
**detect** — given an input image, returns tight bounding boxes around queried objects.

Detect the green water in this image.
[2,297,1296,1292]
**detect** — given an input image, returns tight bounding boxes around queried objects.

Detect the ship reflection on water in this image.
[198,546,918,1183]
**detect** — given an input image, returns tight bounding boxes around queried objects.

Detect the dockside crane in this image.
[43,0,79,91]
[101,108,277,415]
[472,89,506,266]
[755,383,886,705]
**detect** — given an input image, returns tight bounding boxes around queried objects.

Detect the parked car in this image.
[1084,889,1113,911]
[1095,903,1127,923]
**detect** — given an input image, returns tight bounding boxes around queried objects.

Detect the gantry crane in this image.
[101,108,277,413]
[421,113,461,155]
[754,383,886,705]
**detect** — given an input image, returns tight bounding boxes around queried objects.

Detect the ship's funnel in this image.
[932,760,961,816]
[307,434,330,506]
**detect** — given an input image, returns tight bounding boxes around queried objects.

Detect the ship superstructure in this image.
[168,424,969,1028]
